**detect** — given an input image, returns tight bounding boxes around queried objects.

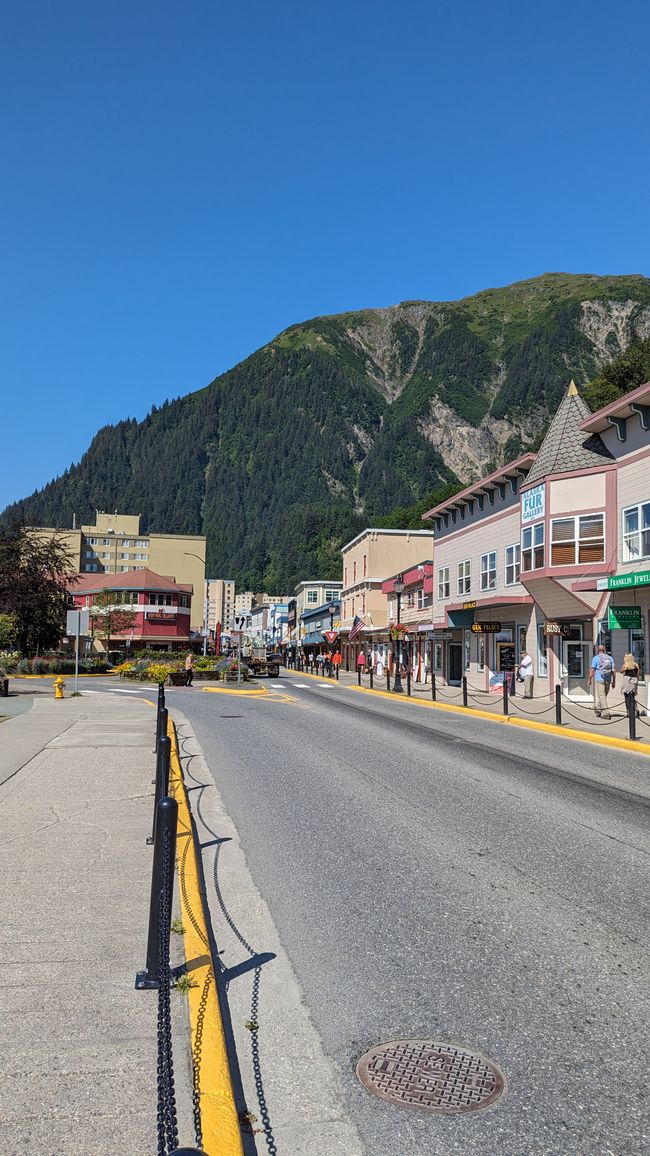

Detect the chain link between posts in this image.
[157,826,179,1156]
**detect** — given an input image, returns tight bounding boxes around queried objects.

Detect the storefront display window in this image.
[464,629,471,671]
[477,635,485,672]
[434,643,442,671]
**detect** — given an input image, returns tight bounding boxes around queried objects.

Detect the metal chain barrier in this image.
[157,825,179,1156]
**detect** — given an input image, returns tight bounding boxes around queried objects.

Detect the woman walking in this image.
[620,652,640,718]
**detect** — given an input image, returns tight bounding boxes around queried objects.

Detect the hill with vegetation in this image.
[4,273,650,590]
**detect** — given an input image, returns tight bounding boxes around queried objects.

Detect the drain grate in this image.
[356,1039,506,1114]
[219,714,243,718]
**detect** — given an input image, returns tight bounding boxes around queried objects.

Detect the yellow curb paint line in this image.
[202,685,268,696]
[347,684,650,756]
[167,718,244,1156]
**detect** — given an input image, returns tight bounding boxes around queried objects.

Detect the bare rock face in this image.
[418,397,535,485]
[580,299,650,360]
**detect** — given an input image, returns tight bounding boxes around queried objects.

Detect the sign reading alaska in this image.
[521,483,545,524]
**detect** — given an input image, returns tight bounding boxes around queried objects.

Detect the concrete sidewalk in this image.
[0,693,193,1154]
[290,665,650,745]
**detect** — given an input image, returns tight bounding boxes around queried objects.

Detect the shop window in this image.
[522,523,544,571]
[623,501,650,561]
[537,625,548,677]
[505,544,520,586]
[457,559,471,596]
[477,635,485,672]
[437,567,450,600]
[630,628,646,680]
[433,643,443,671]
[551,515,604,565]
[480,551,496,591]
[464,629,471,670]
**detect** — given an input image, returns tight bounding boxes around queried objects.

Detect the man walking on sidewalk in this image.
[588,644,616,718]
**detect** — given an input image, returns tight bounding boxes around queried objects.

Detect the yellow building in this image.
[35,512,206,632]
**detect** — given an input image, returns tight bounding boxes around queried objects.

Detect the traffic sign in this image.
[233,614,247,631]
[324,630,338,644]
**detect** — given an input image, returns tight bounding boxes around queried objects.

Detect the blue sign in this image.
[521,483,545,524]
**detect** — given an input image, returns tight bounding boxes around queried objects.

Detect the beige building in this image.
[206,579,236,632]
[35,511,206,632]
[340,528,433,631]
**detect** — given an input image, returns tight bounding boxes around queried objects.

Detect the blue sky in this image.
[1,0,649,507]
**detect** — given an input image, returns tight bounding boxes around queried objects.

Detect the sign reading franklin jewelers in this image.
[521,483,545,524]
[608,605,642,629]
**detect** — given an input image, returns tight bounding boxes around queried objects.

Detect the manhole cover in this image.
[356,1039,506,1114]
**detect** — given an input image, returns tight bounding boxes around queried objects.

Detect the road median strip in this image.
[168,717,244,1156]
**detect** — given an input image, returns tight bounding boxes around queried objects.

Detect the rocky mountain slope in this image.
[4,273,650,589]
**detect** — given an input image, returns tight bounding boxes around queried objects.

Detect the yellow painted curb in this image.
[202,685,268,696]
[168,719,244,1156]
[348,684,650,756]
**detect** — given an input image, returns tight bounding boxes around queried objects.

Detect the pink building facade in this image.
[423,382,650,704]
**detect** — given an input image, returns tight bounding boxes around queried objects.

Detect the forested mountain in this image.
[4,273,650,590]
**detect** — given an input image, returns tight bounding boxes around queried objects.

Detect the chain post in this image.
[627,694,637,741]
[502,677,509,716]
[136,796,178,989]
[432,672,436,701]
[406,668,411,696]
[357,667,361,686]
[461,676,467,707]
[386,666,391,693]
[369,665,373,690]
[555,683,562,726]
[148,735,171,845]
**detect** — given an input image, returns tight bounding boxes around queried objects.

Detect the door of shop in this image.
[448,643,463,685]
[562,640,592,699]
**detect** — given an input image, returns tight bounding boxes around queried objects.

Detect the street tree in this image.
[0,521,74,653]
[89,590,136,651]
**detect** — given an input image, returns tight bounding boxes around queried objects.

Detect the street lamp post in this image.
[327,602,337,676]
[183,552,208,655]
[392,576,405,694]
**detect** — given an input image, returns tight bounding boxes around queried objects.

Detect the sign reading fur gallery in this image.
[521,483,545,524]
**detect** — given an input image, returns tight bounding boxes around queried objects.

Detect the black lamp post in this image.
[327,602,337,676]
[392,576,405,693]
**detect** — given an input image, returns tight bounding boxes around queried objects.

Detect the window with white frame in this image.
[522,522,544,571]
[480,551,496,591]
[406,591,415,609]
[84,550,95,559]
[134,553,148,561]
[505,543,520,586]
[417,589,431,610]
[457,560,471,596]
[324,589,339,602]
[550,515,604,565]
[102,538,111,546]
[306,590,318,604]
[83,564,98,572]
[537,624,548,677]
[135,539,149,548]
[623,501,650,561]
[87,537,98,545]
[437,566,450,599]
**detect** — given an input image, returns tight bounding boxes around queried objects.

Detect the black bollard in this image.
[406,668,411,696]
[555,684,562,726]
[147,735,171,845]
[627,694,637,741]
[357,668,361,686]
[369,665,374,690]
[386,667,391,693]
[154,685,164,752]
[462,676,468,708]
[431,672,436,701]
[136,796,179,989]
[502,677,509,716]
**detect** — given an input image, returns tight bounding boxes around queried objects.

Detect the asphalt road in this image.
[158,675,648,1156]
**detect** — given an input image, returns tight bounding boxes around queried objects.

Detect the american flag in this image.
[348,615,365,641]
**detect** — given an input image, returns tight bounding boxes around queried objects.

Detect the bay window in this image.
[623,501,650,561]
[550,515,604,565]
[522,523,544,571]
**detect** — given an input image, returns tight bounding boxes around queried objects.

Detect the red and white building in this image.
[68,569,193,652]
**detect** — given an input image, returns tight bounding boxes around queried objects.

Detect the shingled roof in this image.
[524,381,614,484]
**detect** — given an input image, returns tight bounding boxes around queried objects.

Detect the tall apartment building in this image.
[36,511,206,632]
[206,579,236,633]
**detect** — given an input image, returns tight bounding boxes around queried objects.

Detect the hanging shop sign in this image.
[521,483,545,524]
[608,605,642,629]
[597,568,650,591]
[543,621,570,637]
[470,622,501,634]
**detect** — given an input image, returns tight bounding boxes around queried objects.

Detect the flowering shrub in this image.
[0,651,21,673]
[144,662,174,684]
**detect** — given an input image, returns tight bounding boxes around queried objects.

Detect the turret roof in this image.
[524,381,614,484]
